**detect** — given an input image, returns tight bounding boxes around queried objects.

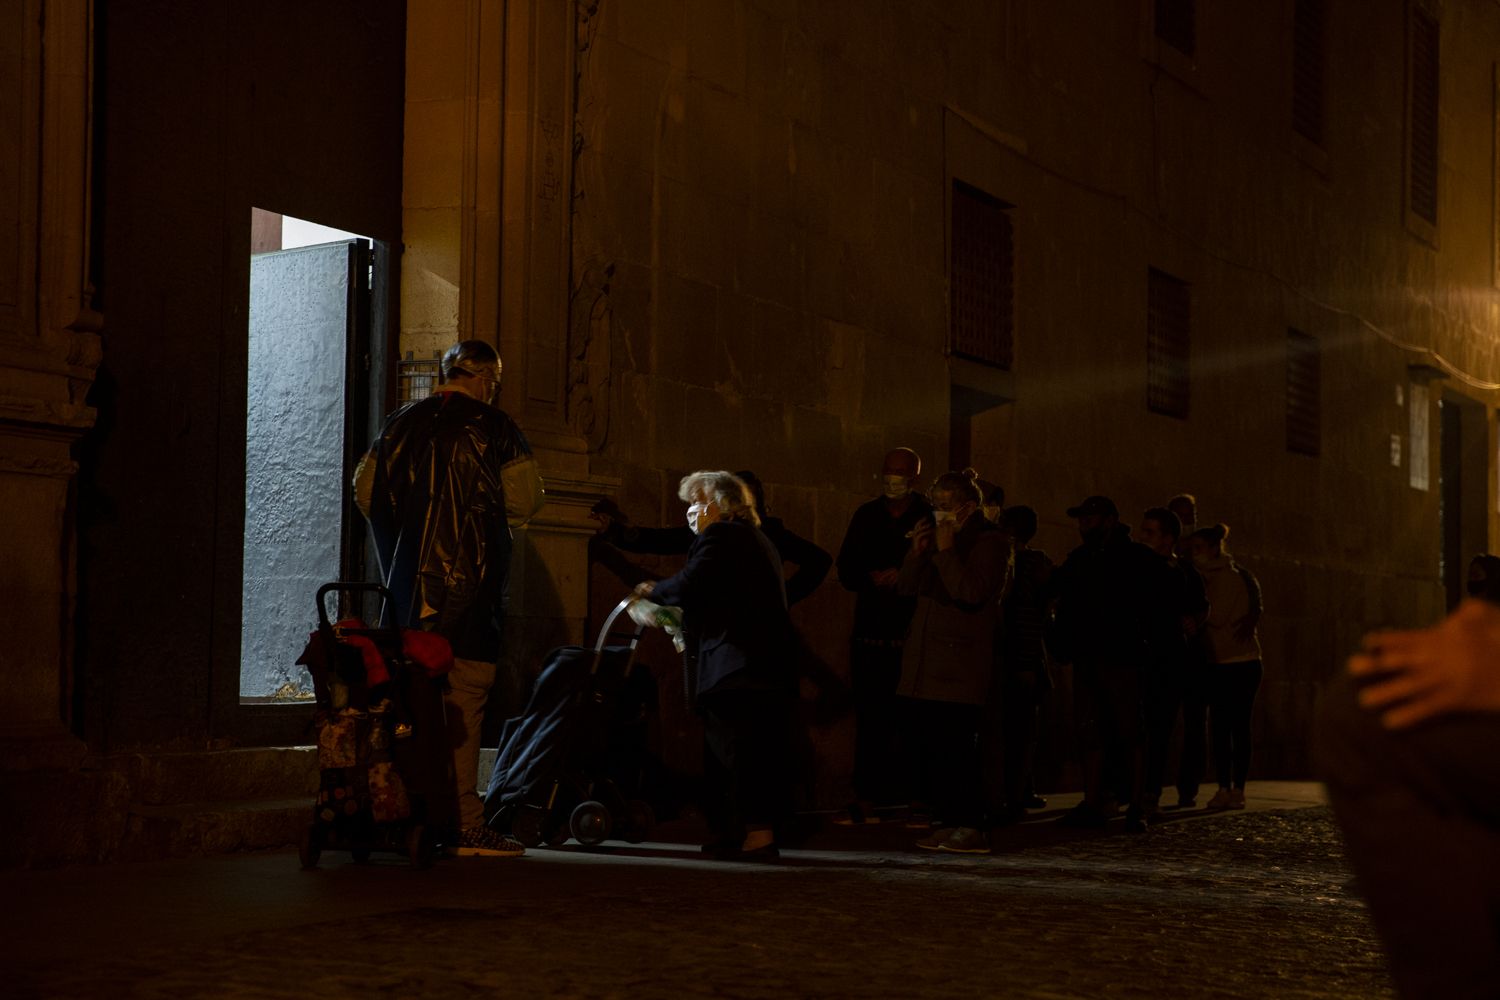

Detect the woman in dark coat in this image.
[898,469,1013,854]
[640,470,796,859]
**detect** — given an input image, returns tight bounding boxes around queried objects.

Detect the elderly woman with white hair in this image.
[638,470,796,860]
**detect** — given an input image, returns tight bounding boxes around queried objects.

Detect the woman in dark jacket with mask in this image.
[897,469,1013,855]
[639,470,795,859]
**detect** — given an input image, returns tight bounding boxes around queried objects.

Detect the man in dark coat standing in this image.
[834,447,932,824]
[355,340,544,856]
[1051,495,1175,831]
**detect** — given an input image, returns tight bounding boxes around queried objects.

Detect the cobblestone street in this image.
[3,787,1392,999]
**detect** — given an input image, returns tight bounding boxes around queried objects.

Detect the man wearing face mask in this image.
[1050,495,1174,832]
[834,448,932,825]
[354,339,545,857]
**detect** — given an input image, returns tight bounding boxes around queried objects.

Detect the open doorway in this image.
[240,208,379,703]
[1439,391,1489,610]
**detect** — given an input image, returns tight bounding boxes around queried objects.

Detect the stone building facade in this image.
[5,0,1500,860]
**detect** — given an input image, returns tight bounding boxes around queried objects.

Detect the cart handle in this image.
[592,597,648,666]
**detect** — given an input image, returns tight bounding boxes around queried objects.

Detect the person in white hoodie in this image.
[1187,524,1263,810]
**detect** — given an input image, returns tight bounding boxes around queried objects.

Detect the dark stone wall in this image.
[77,1,406,751]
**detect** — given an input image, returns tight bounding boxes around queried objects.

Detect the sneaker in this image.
[1204,788,1233,811]
[915,827,956,850]
[832,802,882,826]
[1228,788,1246,810]
[451,826,526,857]
[937,827,991,855]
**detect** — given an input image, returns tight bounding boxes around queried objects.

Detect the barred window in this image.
[1293,0,1326,144]
[1155,0,1196,58]
[950,181,1014,370]
[398,351,441,403]
[1287,330,1321,456]
[1147,269,1190,419]
[1409,7,1440,225]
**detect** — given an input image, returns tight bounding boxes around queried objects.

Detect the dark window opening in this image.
[1286,330,1321,456]
[950,181,1015,371]
[1147,268,1190,419]
[1293,0,1327,144]
[1155,0,1196,57]
[1409,7,1440,225]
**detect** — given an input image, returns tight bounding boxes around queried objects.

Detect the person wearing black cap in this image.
[354,339,545,857]
[1050,495,1175,831]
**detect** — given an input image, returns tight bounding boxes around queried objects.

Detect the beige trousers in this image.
[446,656,497,830]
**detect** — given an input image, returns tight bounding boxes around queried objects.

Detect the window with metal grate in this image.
[1287,330,1321,456]
[1293,0,1326,144]
[950,180,1014,371]
[1409,7,1439,225]
[1155,0,1196,58]
[1147,269,1190,419]
[398,351,442,404]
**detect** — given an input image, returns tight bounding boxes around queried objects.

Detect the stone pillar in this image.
[0,0,101,771]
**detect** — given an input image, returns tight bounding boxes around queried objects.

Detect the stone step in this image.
[120,798,312,863]
[97,747,319,807]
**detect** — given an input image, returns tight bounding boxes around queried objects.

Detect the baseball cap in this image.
[1066,495,1118,519]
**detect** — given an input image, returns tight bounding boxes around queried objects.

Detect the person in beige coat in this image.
[896,470,1013,854]
[1188,523,1263,810]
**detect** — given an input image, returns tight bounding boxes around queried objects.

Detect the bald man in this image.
[834,448,931,824]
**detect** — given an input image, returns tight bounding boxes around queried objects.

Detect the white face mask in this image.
[882,475,911,500]
[932,510,958,525]
[686,500,720,535]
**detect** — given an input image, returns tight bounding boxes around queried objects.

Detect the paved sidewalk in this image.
[2,784,1391,999]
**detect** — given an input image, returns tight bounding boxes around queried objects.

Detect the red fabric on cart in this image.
[335,618,390,685]
[401,628,454,676]
[294,620,452,684]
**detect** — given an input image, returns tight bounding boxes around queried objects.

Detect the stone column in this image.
[0,0,101,770]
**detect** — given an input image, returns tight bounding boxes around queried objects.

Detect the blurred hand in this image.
[632,581,656,598]
[910,518,934,556]
[1350,598,1500,728]
[870,568,900,588]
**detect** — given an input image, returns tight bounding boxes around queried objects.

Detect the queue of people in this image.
[593,447,1269,858]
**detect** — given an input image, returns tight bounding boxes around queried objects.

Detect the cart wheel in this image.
[570,800,612,847]
[407,824,432,869]
[351,845,372,864]
[623,799,656,845]
[298,824,323,870]
[512,806,547,848]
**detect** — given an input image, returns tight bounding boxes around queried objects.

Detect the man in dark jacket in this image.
[834,447,932,824]
[354,340,545,857]
[1051,495,1175,831]
[641,471,795,859]
[1136,506,1210,814]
